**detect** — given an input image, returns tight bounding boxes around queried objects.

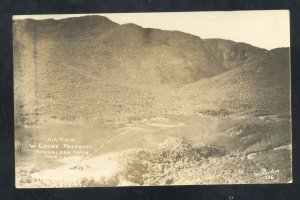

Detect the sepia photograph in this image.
[13,10,292,188]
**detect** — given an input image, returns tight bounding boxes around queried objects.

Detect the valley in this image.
[13,15,292,187]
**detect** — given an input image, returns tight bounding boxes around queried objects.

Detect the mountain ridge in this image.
[13,15,291,126]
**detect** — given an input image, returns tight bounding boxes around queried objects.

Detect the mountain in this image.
[13,15,291,126]
[177,47,290,116]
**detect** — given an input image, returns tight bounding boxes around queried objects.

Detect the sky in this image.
[14,10,290,50]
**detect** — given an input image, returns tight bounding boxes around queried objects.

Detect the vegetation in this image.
[117,137,225,186]
[115,137,290,186]
[16,134,291,187]
[198,108,231,117]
